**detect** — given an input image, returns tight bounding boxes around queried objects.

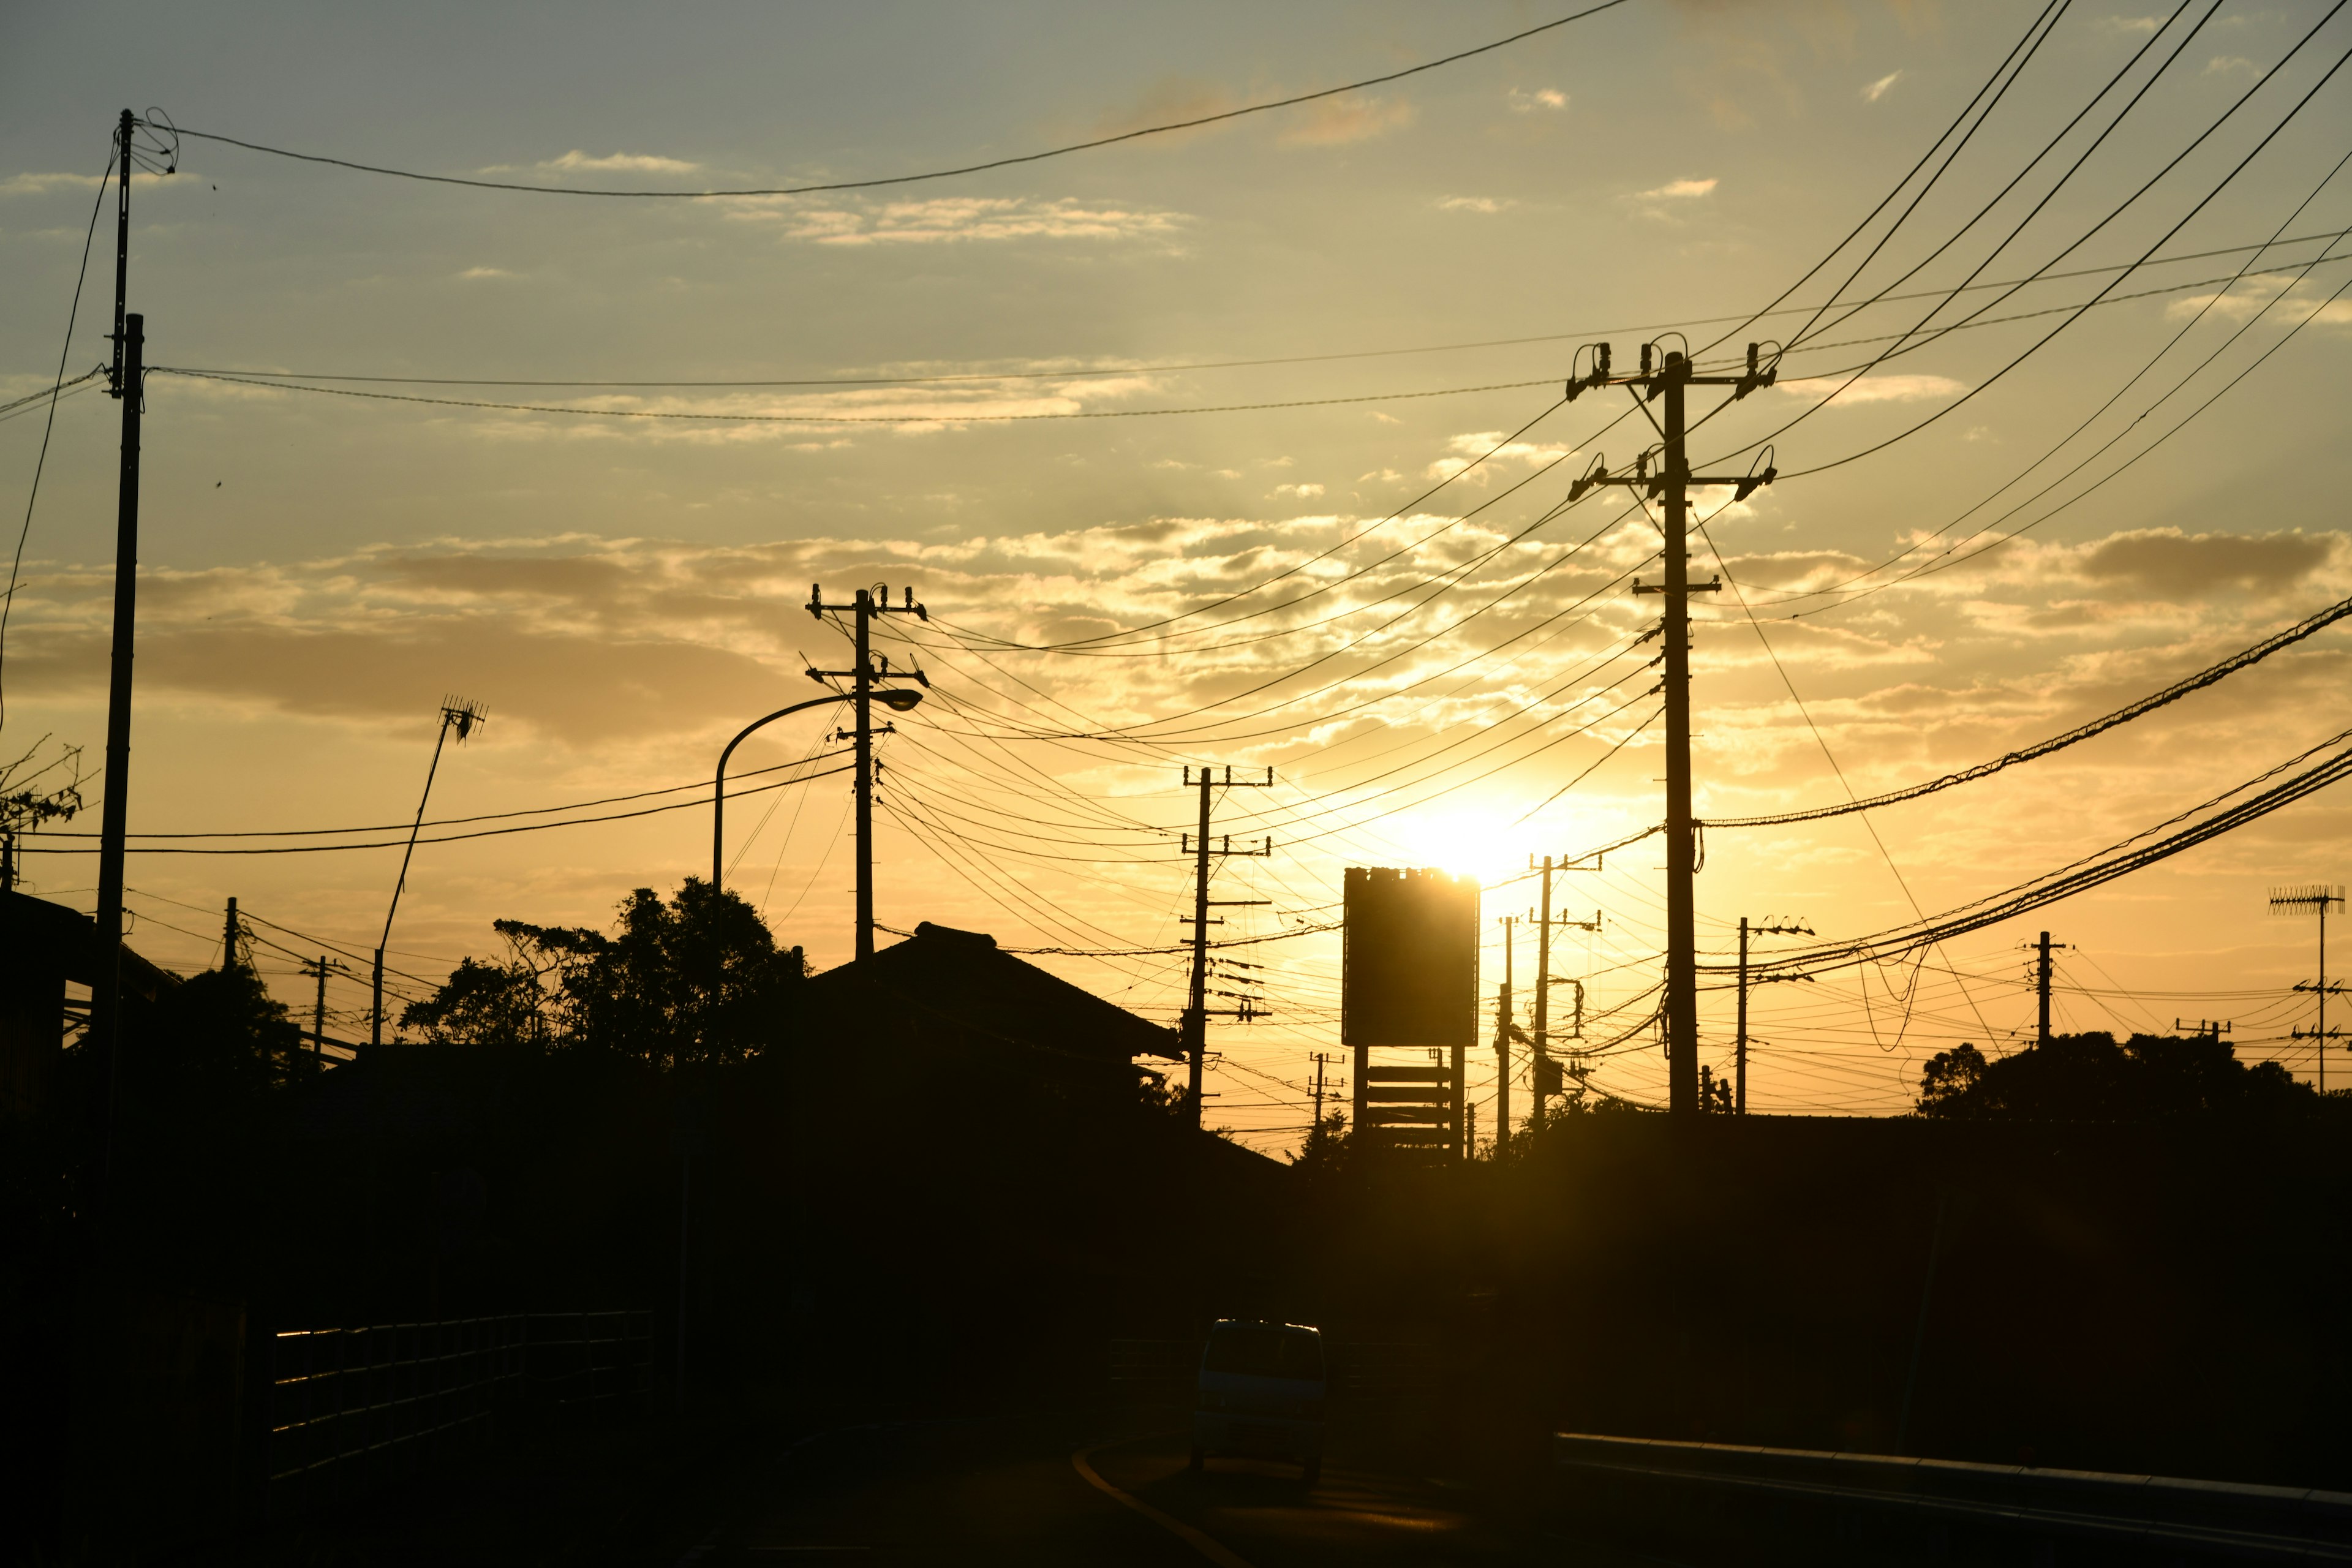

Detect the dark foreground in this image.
[201,1407,1648,1567]
[641,1412,1627,1568]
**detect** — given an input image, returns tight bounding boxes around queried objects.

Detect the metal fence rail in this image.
[266,1310,650,1512]
[1553,1431,2352,1564]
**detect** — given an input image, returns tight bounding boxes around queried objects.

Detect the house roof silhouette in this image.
[806,921,1182,1068]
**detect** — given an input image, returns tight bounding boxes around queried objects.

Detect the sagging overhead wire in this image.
[1736,726,2352,982]
[164,2,1633,199]
[1702,591,2352,826]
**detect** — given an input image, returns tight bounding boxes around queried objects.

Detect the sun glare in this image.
[1383,805,1536,889]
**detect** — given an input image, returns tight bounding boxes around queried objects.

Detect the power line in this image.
[165,2,1632,199]
[149,365,1561,424]
[1706,593,2352,829]
[21,760,853,856]
[1,143,113,731]
[142,227,2350,390]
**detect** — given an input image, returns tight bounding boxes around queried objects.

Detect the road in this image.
[654,1412,1654,1567]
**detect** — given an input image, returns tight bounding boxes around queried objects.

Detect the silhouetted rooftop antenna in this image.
[372,696,488,1046]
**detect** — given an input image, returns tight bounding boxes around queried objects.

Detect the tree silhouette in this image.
[404,878,806,1069]
[1916,1032,2316,1120]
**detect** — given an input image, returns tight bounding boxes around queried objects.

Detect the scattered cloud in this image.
[2165,274,2352,328]
[1635,177,1718,202]
[535,149,702,175]
[0,172,110,196]
[458,266,516,281]
[741,195,1185,247]
[2100,15,2162,32]
[2073,527,2335,597]
[1278,95,1417,147]
[1777,372,1967,404]
[1272,483,1325,499]
[1437,195,1514,214]
[2205,56,2256,75]
[1861,70,1904,103]
[1507,88,1569,112]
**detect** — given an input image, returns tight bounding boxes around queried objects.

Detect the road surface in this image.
[655,1412,1655,1567]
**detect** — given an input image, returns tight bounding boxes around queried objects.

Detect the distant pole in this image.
[2272,884,2348,1091]
[1311,1052,1325,1131]
[1733,917,1811,1115]
[1736,917,1749,1115]
[1186,771,1212,1123]
[1176,766,1273,1130]
[312,957,327,1057]
[2037,931,2054,1048]
[221,896,239,971]
[1532,858,1554,1119]
[1495,915,1517,1152]
[853,589,875,960]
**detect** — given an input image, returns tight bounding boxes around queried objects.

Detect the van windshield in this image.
[1204,1326,1324,1381]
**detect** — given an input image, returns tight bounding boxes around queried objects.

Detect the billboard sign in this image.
[1341,867,1479,1047]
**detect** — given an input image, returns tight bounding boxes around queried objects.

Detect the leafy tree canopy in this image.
[1916,1031,2316,1120]
[402,878,805,1070]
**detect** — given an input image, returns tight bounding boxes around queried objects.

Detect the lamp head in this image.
[878,688,924,713]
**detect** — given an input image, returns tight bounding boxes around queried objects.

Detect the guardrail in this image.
[266,1310,650,1513]
[1553,1431,2352,1564]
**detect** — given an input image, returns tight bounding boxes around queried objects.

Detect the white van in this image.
[1188,1319,1327,1487]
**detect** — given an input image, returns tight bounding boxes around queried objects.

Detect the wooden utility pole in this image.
[221,897,239,971]
[1178,766,1273,1127]
[807,584,929,960]
[1567,341,1777,1113]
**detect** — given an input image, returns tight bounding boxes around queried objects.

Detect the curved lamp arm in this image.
[714,695,848,891]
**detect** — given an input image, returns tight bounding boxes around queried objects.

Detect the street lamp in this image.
[712,687,922,894]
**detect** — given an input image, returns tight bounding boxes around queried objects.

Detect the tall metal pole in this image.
[853,590,875,961]
[1185,771,1212,1126]
[1662,353,1700,1117]
[1495,915,1515,1152]
[312,958,328,1058]
[1736,916,1750,1116]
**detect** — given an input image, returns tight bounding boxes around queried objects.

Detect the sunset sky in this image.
[6,0,2350,1152]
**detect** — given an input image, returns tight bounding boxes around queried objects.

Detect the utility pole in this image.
[1178,765,1274,1128]
[1529,850,1604,1124]
[375,698,484,1046]
[90,107,147,1182]
[298,956,349,1058]
[221,896,240,971]
[1567,340,1777,1114]
[1494,915,1517,1152]
[2271,884,2345,1093]
[1735,916,1812,1115]
[807,584,930,960]
[1308,1053,1345,1142]
[1532,858,1555,1125]
[2032,930,2070,1049]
